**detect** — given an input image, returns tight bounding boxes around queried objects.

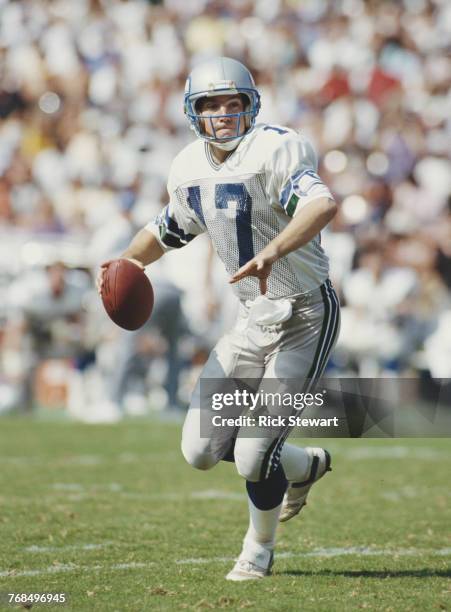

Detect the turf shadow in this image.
[279,568,451,579]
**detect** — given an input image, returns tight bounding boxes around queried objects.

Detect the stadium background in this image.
[0,1,450,609]
[1,0,450,418]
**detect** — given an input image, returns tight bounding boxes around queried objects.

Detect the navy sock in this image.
[246,464,288,510]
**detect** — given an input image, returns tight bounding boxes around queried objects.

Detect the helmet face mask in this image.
[184,57,260,147]
[194,93,252,142]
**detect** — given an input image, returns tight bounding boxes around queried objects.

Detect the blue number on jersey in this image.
[215,183,254,267]
[263,125,288,135]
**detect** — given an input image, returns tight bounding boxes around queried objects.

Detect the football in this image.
[101,259,154,330]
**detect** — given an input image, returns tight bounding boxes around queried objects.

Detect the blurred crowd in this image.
[0,0,450,417]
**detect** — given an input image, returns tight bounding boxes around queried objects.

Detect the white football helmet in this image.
[184,57,260,150]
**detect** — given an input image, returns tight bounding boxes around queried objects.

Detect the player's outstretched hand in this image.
[96,258,145,295]
[229,249,278,295]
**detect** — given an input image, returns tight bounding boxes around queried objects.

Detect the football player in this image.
[98,57,340,580]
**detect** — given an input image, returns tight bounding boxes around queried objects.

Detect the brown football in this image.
[101,259,154,330]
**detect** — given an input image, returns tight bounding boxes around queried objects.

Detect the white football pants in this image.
[181,280,340,482]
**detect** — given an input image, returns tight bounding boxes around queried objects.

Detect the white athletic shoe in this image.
[226,546,273,581]
[279,447,331,523]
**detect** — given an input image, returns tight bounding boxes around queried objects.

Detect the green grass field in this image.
[0,418,450,611]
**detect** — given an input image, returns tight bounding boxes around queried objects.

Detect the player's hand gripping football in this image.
[229,247,278,295]
[96,258,144,295]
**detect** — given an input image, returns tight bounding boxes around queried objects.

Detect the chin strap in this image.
[211,136,244,151]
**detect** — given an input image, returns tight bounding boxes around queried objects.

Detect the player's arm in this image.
[121,228,165,268]
[231,134,336,294]
[263,196,336,259]
[230,197,337,295]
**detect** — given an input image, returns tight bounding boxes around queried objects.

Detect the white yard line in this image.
[340,446,451,460]
[49,486,245,501]
[1,446,450,468]
[176,547,451,565]
[2,488,245,504]
[51,483,85,491]
[51,483,123,492]
[114,490,246,501]
[24,542,114,553]
[0,452,178,467]
[176,557,235,565]
[0,562,151,578]
[3,547,451,577]
[381,485,451,502]
[189,489,245,501]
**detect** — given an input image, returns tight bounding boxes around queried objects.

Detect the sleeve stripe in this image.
[165,209,196,243]
[165,227,190,242]
[280,168,331,217]
[160,224,195,248]
[160,230,185,249]
[286,194,299,217]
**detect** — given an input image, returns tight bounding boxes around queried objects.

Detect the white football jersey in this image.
[145,123,334,301]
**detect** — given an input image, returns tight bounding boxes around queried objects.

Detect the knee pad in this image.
[234,440,264,482]
[180,440,217,471]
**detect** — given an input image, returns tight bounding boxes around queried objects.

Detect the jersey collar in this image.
[204,130,250,171]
